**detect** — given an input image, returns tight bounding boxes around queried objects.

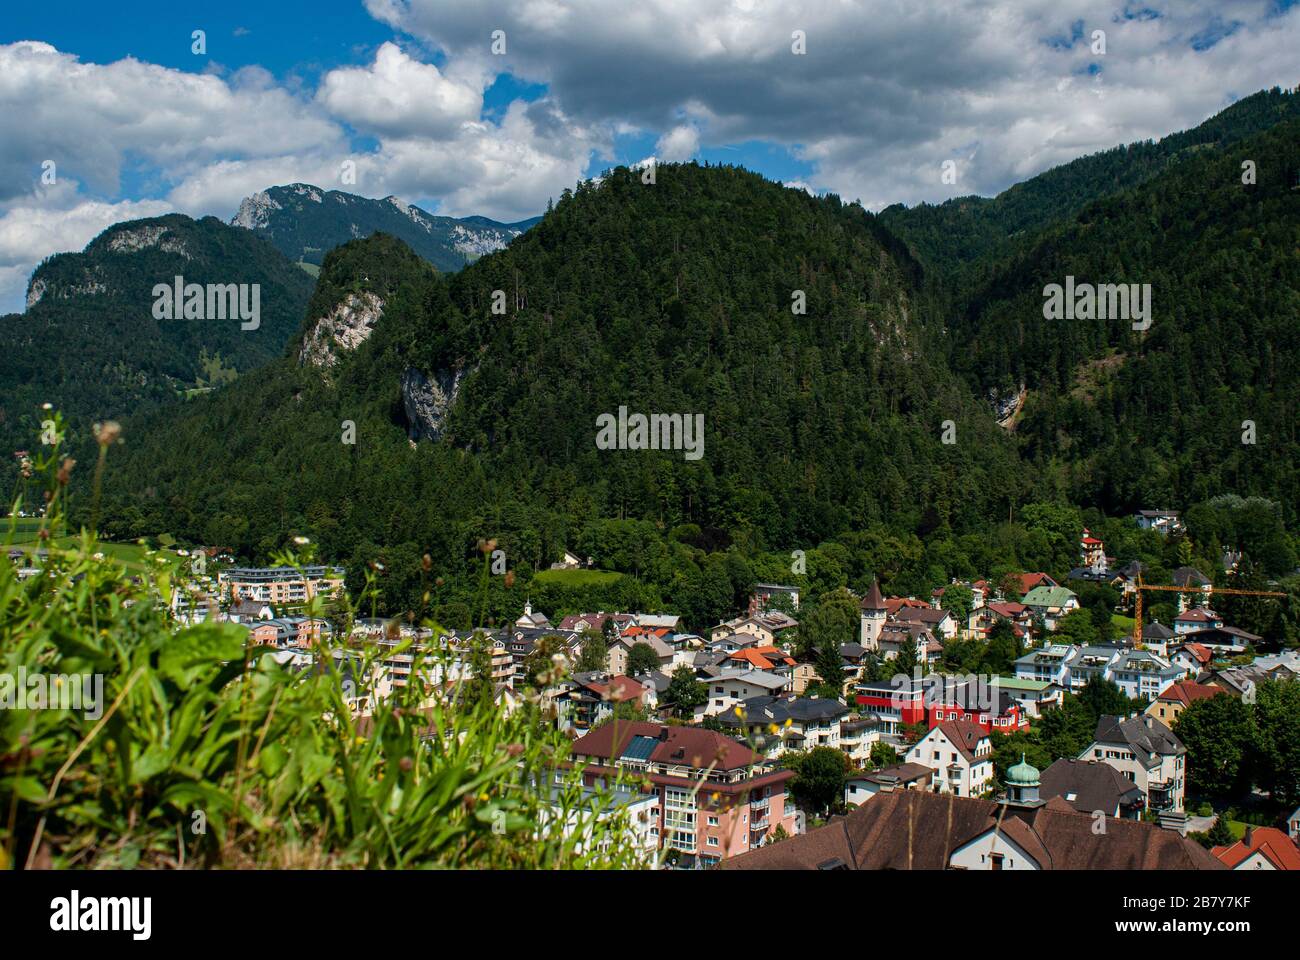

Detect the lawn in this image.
[531,568,625,587]
[6,515,182,574]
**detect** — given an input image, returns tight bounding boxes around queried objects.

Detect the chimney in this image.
[1157,810,1188,835]
[658,726,670,741]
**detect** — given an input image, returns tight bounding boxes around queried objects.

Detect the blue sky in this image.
[1,0,1298,311]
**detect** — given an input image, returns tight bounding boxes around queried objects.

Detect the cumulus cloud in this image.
[317,41,482,138]
[371,0,1300,206]
[656,124,699,162]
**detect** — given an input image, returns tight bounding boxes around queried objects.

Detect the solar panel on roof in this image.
[621,735,659,762]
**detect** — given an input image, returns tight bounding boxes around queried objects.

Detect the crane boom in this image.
[1130,575,1285,647]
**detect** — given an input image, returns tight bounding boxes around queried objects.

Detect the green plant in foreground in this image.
[0,415,653,869]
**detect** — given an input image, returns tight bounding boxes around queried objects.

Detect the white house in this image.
[698,669,791,718]
[1107,650,1187,702]
[1013,644,1079,686]
[1079,714,1186,813]
[906,720,994,798]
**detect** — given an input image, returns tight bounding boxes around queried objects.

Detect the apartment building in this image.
[218,565,345,605]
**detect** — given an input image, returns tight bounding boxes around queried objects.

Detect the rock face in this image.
[298,292,385,367]
[104,224,191,258]
[401,366,466,442]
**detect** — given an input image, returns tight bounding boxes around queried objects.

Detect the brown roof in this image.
[893,607,950,626]
[720,790,1224,870]
[1040,758,1144,816]
[933,719,989,763]
[861,579,885,611]
[570,721,758,771]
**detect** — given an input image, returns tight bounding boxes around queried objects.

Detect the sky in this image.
[1,0,1298,312]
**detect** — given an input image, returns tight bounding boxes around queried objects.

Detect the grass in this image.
[532,568,625,587]
[7,515,181,575]
[1112,613,1136,631]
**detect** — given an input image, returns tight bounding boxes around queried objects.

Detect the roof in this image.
[571,721,758,772]
[1142,621,1175,640]
[1212,827,1300,870]
[847,762,933,786]
[1040,758,1144,815]
[931,719,989,763]
[722,695,849,727]
[860,579,885,611]
[1015,572,1057,596]
[719,790,1222,870]
[1175,607,1219,623]
[892,606,951,626]
[1022,585,1078,608]
[1154,681,1223,708]
[1172,566,1211,587]
[727,645,796,671]
[1091,714,1184,760]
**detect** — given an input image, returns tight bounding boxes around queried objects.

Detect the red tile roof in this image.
[1213,827,1300,870]
[1155,681,1223,707]
[571,721,758,771]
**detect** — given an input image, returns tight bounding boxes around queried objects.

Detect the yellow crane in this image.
[1131,575,1286,647]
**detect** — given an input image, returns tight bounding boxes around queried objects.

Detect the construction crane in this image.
[1130,575,1286,647]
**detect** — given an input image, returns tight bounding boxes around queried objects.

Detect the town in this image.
[103,512,1298,872]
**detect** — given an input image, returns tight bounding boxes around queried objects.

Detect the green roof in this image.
[1022,585,1078,607]
[1006,754,1040,786]
[994,676,1052,692]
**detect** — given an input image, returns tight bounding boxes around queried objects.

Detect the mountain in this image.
[880,87,1300,276]
[94,164,1024,607]
[0,214,314,474]
[231,183,541,273]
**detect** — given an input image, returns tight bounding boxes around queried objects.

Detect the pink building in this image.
[569,722,798,866]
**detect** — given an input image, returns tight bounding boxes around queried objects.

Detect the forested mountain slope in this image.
[0,215,314,472]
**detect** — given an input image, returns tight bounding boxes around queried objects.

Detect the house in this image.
[608,630,675,676]
[1080,714,1186,813]
[1011,572,1058,598]
[838,714,882,766]
[1177,624,1260,654]
[568,723,799,865]
[1021,585,1079,631]
[719,788,1222,870]
[1287,805,1300,841]
[875,622,933,662]
[928,688,1027,735]
[1065,645,1122,691]
[538,784,659,863]
[725,645,797,674]
[1039,758,1145,819]
[550,549,590,570]
[1211,827,1300,870]
[844,763,933,806]
[906,720,994,798]
[699,669,791,718]
[1173,606,1223,635]
[749,583,800,614]
[856,676,927,735]
[992,676,1063,718]
[709,616,776,646]
[1145,680,1223,726]
[1171,640,1214,676]
[1080,528,1106,571]
[790,662,820,695]
[1014,644,1079,686]
[1134,510,1183,535]
[971,601,1032,642]
[554,673,649,732]
[1140,620,1175,655]
[217,565,345,605]
[228,596,273,623]
[892,605,958,641]
[1108,649,1186,701]
[1170,567,1212,611]
[717,695,849,758]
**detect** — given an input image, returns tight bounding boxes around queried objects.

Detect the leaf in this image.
[158,622,247,686]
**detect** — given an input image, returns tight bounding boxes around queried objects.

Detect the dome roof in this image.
[1006,753,1040,786]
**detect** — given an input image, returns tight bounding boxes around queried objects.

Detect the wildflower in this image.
[293,536,310,546]
[41,402,52,410]
[399,757,413,772]
[56,457,75,485]
[92,420,121,446]
[505,743,524,757]
[504,570,515,588]
[422,553,432,572]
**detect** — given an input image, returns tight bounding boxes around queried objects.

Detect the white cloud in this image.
[656,124,699,162]
[317,42,482,138]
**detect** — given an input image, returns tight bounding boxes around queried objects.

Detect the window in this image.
[990,853,1004,870]
[707,837,719,847]
[708,815,719,826]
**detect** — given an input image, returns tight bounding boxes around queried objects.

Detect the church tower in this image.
[860,579,887,650]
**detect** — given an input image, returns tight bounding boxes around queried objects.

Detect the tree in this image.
[978,618,1022,674]
[661,665,707,716]
[522,633,568,688]
[626,641,660,677]
[1175,693,1255,803]
[1204,816,1234,848]
[575,629,609,673]
[797,591,859,662]
[1076,676,1132,725]
[814,641,846,697]
[868,741,899,769]
[1052,608,1100,647]
[785,746,848,815]
[940,584,974,625]
[1249,679,1300,808]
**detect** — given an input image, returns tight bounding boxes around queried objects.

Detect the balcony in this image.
[751,797,770,812]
